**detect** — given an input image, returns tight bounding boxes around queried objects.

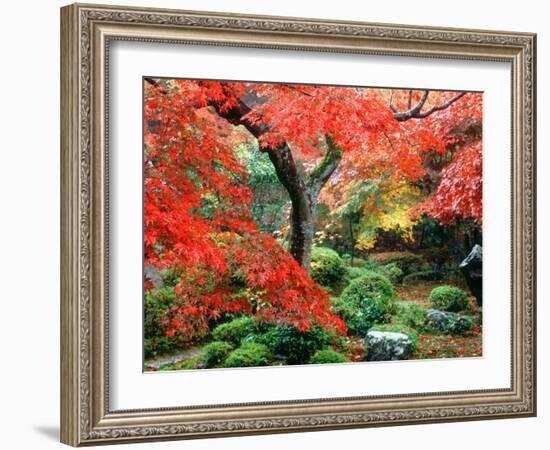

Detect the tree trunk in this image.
[267,137,342,271]
[210,97,343,270]
[287,190,317,270]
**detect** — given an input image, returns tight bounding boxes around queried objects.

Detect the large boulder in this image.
[460,245,482,307]
[426,309,474,335]
[364,331,413,361]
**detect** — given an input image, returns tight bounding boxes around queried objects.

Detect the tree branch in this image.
[392,90,466,122]
[306,135,343,197]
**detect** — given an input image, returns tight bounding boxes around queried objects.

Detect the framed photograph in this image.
[60,3,536,446]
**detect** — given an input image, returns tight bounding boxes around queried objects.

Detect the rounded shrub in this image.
[256,324,333,365]
[144,287,175,340]
[144,336,176,359]
[376,263,404,284]
[333,272,396,336]
[223,342,270,368]
[310,247,346,287]
[429,285,470,312]
[211,316,258,345]
[346,266,368,280]
[309,349,348,364]
[394,302,430,332]
[202,341,234,368]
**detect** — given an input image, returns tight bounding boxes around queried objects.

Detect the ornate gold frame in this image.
[60,3,536,446]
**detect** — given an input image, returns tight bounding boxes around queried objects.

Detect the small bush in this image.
[360,259,381,271]
[333,272,395,336]
[310,247,346,287]
[402,270,445,285]
[223,342,270,368]
[346,266,368,280]
[211,316,258,345]
[369,252,427,274]
[144,286,176,339]
[376,263,404,284]
[350,257,371,268]
[445,314,474,335]
[394,303,430,332]
[370,323,419,350]
[256,324,334,365]
[429,285,470,312]
[202,341,234,368]
[309,349,348,364]
[144,336,177,359]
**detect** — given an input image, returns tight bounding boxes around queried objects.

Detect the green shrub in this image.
[144,336,177,359]
[309,349,348,364]
[360,259,380,271]
[223,342,270,368]
[333,272,395,336]
[376,263,404,284]
[144,286,176,339]
[369,252,427,274]
[256,324,333,364]
[402,270,445,285]
[370,323,419,350]
[429,285,470,312]
[211,316,258,345]
[202,341,234,368]
[347,266,368,280]
[394,302,430,332]
[310,247,346,286]
[445,314,474,335]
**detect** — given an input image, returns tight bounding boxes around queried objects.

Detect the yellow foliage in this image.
[355,180,421,248]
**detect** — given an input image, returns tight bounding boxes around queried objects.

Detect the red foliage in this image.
[144,80,344,338]
[418,141,483,224]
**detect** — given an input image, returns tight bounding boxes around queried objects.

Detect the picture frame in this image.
[60,2,536,446]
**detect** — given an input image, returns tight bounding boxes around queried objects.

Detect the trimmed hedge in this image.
[223,342,270,368]
[202,341,233,368]
[346,266,369,280]
[309,349,348,364]
[332,272,395,336]
[255,324,333,365]
[429,285,470,312]
[376,263,404,284]
[211,316,258,345]
[394,302,430,332]
[310,247,346,287]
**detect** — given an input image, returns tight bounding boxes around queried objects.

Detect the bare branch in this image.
[389,90,398,113]
[392,90,467,122]
[414,92,467,118]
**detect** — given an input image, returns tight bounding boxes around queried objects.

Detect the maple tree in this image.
[143,78,482,339]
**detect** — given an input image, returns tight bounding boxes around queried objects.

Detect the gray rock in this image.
[460,244,482,307]
[365,331,413,361]
[426,309,474,334]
